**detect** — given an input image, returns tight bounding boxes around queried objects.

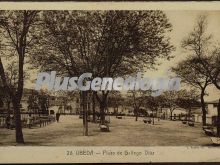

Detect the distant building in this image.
[206,100,219,125]
[48,95,80,115]
[161,107,187,120]
[0,88,80,115]
[206,100,219,117]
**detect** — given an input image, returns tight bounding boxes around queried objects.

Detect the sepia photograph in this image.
[0,2,220,163]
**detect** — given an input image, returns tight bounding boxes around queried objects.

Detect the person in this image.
[10,115,14,130]
[27,114,32,129]
[5,115,10,129]
[56,113,60,122]
[173,114,176,121]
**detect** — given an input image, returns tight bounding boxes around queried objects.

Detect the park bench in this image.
[117,116,122,119]
[143,118,152,124]
[203,126,215,136]
[210,137,220,145]
[99,124,110,132]
[182,120,187,124]
[188,121,195,127]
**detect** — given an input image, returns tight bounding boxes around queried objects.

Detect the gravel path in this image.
[0,115,212,146]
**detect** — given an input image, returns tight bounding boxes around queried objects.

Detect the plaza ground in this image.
[0,115,214,146]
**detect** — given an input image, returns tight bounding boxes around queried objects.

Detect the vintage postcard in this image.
[0,1,220,163]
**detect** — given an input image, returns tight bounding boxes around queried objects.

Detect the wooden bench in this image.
[99,124,109,132]
[182,120,187,124]
[143,118,152,124]
[204,129,214,136]
[203,126,215,136]
[188,121,194,127]
[117,116,122,119]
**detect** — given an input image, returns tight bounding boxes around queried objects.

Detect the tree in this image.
[27,90,39,113]
[32,11,174,125]
[207,51,220,90]
[144,95,162,124]
[184,15,220,135]
[184,16,220,91]
[128,91,147,121]
[91,92,96,122]
[173,16,214,126]
[172,57,211,125]
[110,91,122,116]
[176,89,200,119]
[0,61,18,115]
[28,90,50,115]
[162,91,180,120]
[0,11,39,143]
[38,91,50,114]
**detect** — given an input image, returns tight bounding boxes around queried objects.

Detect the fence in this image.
[0,113,55,128]
[165,114,216,125]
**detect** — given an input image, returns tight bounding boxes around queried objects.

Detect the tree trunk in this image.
[187,108,192,123]
[92,92,96,122]
[217,99,220,137]
[94,92,108,124]
[12,99,24,143]
[87,95,91,119]
[115,105,118,118]
[152,113,154,125]
[7,100,10,116]
[100,101,105,124]
[170,109,173,120]
[82,91,88,136]
[188,108,191,117]
[156,109,160,121]
[201,90,206,126]
[135,108,138,121]
[135,115,138,121]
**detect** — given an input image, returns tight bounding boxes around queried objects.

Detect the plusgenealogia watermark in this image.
[35,71,181,97]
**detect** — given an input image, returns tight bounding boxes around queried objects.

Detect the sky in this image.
[144,11,220,101]
[25,11,220,101]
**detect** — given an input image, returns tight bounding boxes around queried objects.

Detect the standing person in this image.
[10,115,14,130]
[5,115,10,129]
[56,113,60,122]
[27,114,32,129]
